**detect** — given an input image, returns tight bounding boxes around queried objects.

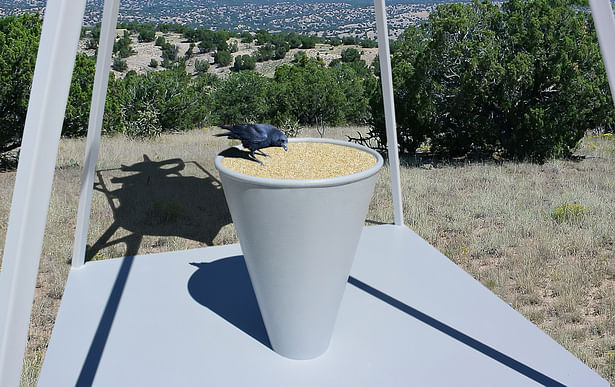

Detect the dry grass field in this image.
[0,127,613,385]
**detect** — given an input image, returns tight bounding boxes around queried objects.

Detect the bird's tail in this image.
[215,125,234,137]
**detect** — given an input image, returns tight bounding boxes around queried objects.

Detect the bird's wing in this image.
[232,125,269,151]
[217,124,273,150]
[254,124,281,140]
[243,124,270,142]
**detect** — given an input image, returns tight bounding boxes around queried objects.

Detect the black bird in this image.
[216,123,288,165]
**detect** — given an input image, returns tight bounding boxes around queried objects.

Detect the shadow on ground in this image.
[86,155,231,260]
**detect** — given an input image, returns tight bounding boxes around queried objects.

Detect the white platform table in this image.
[38,225,607,386]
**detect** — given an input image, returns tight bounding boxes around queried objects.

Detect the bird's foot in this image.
[249,152,265,166]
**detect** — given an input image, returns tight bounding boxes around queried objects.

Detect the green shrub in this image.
[214,50,232,66]
[138,27,155,42]
[340,47,361,63]
[182,27,200,43]
[197,29,229,52]
[232,54,255,71]
[360,38,377,48]
[161,57,172,68]
[551,202,587,223]
[254,44,274,62]
[63,54,96,137]
[155,35,165,46]
[105,68,216,135]
[342,36,357,45]
[271,58,368,126]
[326,36,342,46]
[194,59,210,74]
[363,0,615,161]
[285,32,303,49]
[273,44,289,60]
[161,43,178,61]
[121,100,162,137]
[255,29,271,45]
[112,56,128,72]
[300,35,318,49]
[212,71,271,123]
[114,30,135,58]
[239,31,253,43]
[0,13,42,153]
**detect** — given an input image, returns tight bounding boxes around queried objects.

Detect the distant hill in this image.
[1,0,439,38]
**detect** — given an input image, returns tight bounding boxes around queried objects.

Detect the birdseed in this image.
[221,142,377,179]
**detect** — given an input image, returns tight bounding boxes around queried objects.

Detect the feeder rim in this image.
[215,137,384,188]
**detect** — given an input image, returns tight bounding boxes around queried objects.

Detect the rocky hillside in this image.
[79,30,379,79]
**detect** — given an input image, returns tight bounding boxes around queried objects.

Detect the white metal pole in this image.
[72,0,121,269]
[0,0,87,384]
[373,0,404,226]
[589,0,615,105]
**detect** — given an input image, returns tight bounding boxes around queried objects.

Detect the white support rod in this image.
[589,0,615,106]
[373,0,404,226]
[72,0,121,269]
[0,0,87,385]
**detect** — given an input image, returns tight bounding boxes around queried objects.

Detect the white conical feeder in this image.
[215,138,383,360]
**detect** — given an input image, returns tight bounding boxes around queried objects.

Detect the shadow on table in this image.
[347,276,566,387]
[187,256,271,349]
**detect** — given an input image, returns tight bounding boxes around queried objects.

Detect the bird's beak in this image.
[283,144,288,151]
